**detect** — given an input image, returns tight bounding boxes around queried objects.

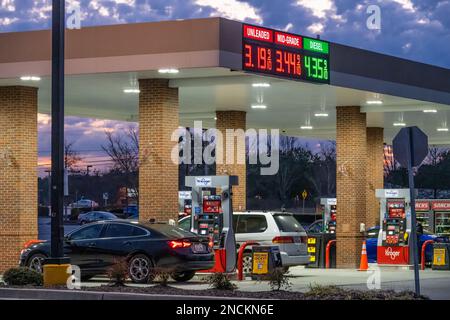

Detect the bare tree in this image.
[102,127,139,199]
[306,141,336,198]
[428,146,443,166]
[64,140,82,172]
[102,127,139,173]
[319,141,336,197]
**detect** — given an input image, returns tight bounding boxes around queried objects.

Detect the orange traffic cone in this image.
[358,240,369,271]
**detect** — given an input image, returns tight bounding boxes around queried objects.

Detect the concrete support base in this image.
[43,264,71,287]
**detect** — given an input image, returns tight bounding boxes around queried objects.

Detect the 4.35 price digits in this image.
[304,56,328,80]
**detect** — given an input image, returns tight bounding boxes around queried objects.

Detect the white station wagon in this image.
[178,211,310,273]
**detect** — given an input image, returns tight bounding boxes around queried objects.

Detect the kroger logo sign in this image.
[195,177,212,187]
[385,247,401,260]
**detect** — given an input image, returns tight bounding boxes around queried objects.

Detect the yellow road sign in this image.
[302,190,308,200]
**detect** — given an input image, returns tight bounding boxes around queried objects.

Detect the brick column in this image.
[0,86,38,272]
[139,79,179,223]
[336,106,367,268]
[215,111,246,211]
[366,127,384,228]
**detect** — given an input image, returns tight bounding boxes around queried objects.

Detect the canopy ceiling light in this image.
[158,68,179,74]
[20,76,41,81]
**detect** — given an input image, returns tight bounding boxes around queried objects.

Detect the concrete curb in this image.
[0,287,253,300]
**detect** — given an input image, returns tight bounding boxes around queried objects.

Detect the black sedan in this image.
[20,220,214,283]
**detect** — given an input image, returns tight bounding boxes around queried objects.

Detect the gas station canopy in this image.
[1,17,450,144]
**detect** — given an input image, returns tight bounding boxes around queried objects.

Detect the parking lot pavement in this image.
[38,217,79,240]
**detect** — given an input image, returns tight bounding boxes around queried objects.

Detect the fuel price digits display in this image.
[242,24,330,84]
[243,44,301,78]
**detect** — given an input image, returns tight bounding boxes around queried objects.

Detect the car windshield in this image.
[146,223,196,238]
[273,214,305,233]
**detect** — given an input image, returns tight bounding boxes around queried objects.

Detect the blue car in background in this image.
[77,211,118,225]
[124,204,138,218]
[365,226,449,264]
[306,220,448,264]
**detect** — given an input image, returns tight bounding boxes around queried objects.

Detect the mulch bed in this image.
[0,283,428,300]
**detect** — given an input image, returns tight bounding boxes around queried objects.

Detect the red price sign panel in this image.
[274,31,302,49]
[203,200,221,213]
[243,25,273,42]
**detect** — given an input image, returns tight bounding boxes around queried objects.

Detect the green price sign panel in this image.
[304,55,329,82]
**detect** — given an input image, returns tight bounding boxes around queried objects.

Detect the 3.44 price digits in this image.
[275,50,301,76]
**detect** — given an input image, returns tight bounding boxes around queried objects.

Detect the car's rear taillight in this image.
[272,236,294,244]
[23,240,44,249]
[300,236,308,243]
[168,240,192,249]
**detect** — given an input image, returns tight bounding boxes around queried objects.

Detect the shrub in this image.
[268,267,292,291]
[207,273,237,290]
[152,268,173,286]
[303,284,429,300]
[3,267,43,286]
[107,258,129,286]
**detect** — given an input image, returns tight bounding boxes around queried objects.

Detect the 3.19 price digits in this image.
[244,44,273,71]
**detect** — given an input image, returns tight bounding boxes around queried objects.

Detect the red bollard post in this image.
[237,241,259,281]
[421,240,434,270]
[325,240,337,269]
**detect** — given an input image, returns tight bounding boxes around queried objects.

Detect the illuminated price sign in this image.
[242,24,330,84]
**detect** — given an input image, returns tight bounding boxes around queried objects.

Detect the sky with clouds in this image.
[1,0,449,67]
[1,0,449,174]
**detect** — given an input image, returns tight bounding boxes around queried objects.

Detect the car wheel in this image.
[171,271,196,282]
[128,254,154,284]
[27,253,46,273]
[242,252,253,274]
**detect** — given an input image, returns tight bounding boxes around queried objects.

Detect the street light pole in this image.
[47,0,69,266]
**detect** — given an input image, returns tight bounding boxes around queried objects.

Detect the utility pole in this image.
[45,170,51,208]
[86,165,93,176]
[44,0,70,281]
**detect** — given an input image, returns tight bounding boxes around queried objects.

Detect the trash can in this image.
[251,245,282,280]
[432,243,450,270]
[306,233,336,268]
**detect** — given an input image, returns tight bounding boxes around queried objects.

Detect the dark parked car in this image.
[77,211,118,225]
[20,220,214,283]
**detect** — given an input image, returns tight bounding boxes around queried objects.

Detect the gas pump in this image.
[376,189,411,265]
[320,198,337,233]
[185,175,238,273]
